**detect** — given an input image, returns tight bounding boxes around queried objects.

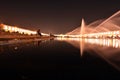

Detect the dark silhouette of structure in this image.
[49,33,55,37]
[37,29,42,36]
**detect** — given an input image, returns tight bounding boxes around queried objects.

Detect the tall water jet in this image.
[80,18,85,56]
[80,18,85,35]
[67,10,120,35]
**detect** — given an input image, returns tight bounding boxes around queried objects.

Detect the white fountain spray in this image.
[80,18,85,56]
[57,10,120,71]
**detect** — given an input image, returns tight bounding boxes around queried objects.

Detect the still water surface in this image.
[0,38,120,79]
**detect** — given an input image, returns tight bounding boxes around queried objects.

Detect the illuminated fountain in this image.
[56,10,120,71]
[60,10,120,57]
[80,18,85,56]
[67,10,120,38]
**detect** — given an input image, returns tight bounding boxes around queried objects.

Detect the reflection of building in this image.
[56,38,120,48]
[0,39,43,54]
[84,39,120,48]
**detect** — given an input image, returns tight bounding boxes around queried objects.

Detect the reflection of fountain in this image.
[56,37,120,71]
[56,38,120,49]
[64,10,120,69]
[0,39,45,54]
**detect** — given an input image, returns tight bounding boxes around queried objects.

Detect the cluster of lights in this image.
[82,31,120,38]
[57,37,120,48]
[84,39,120,48]
[56,37,80,41]
[55,34,80,38]
[1,24,37,35]
[41,33,49,36]
[56,31,120,38]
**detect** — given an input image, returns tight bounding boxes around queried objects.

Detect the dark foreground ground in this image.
[0,40,119,80]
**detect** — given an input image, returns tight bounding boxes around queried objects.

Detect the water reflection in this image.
[0,39,44,54]
[56,37,120,71]
[56,37,120,48]
[0,38,120,72]
[84,38,120,48]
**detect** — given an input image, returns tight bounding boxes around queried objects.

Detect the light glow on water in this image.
[56,37,120,71]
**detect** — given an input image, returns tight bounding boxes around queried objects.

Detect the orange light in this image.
[1,24,37,35]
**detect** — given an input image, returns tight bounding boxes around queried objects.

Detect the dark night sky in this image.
[0,0,120,34]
